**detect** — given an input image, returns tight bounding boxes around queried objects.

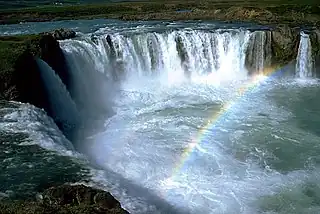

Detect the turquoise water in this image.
[1,20,320,214]
[0,19,268,36]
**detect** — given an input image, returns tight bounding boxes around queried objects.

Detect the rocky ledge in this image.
[1,26,320,109]
[41,28,77,41]
[0,28,77,136]
[0,184,129,214]
[0,24,320,214]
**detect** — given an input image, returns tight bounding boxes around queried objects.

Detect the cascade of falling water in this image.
[296,32,313,78]
[245,31,271,75]
[60,29,255,84]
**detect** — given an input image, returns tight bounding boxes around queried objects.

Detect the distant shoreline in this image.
[0,1,320,26]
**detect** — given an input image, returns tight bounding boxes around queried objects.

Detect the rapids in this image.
[1,20,320,214]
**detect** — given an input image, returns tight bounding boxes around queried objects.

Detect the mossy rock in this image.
[270,25,300,66]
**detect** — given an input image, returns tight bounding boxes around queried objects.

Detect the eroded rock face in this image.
[12,51,50,111]
[0,30,77,139]
[0,185,129,214]
[309,29,320,76]
[270,25,300,66]
[38,34,71,89]
[42,184,129,213]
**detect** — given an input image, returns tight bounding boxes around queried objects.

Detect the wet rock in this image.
[0,31,74,139]
[270,25,300,65]
[106,35,113,48]
[0,185,129,214]
[309,29,320,58]
[42,184,129,213]
[309,29,320,76]
[42,28,76,40]
[245,30,271,75]
[91,35,98,44]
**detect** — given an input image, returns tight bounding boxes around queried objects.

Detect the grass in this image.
[0,34,40,74]
[0,0,319,25]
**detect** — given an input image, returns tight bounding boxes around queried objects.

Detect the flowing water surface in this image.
[1,19,320,214]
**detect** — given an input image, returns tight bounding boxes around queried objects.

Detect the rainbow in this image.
[165,66,283,181]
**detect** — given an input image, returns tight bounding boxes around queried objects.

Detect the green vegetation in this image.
[0,0,320,26]
[0,34,39,73]
[0,34,42,97]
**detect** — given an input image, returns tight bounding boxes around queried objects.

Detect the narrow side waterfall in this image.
[36,58,79,134]
[60,29,262,85]
[296,32,313,78]
[245,31,271,75]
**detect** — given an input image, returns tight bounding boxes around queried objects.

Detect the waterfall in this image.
[245,31,271,75]
[296,32,313,78]
[59,38,116,119]
[60,29,258,85]
[36,58,79,135]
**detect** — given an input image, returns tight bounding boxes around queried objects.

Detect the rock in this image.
[0,185,129,213]
[91,35,98,44]
[37,34,70,89]
[42,184,129,213]
[309,29,320,58]
[106,35,113,48]
[309,29,320,76]
[0,31,74,139]
[42,28,76,40]
[270,25,300,65]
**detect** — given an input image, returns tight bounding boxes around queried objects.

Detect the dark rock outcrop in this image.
[0,30,75,137]
[309,29,320,76]
[0,185,129,214]
[270,25,300,66]
[0,30,73,101]
[41,184,129,213]
[42,28,77,40]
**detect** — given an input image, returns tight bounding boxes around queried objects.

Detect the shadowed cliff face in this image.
[0,184,130,214]
[38,35,71,90]
[309,30,320,76]
[270,25,301,66]
[13,51,50,110]
[0,29,76,138]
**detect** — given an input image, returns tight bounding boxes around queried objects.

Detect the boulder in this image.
[0,185,129,214]
[42,28,77,40]
[42,184,129,213]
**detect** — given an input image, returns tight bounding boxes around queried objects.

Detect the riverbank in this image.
[0,30,129,213]
[0,1,320,26]
[0,13,320,212]
[0,184,129,214]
